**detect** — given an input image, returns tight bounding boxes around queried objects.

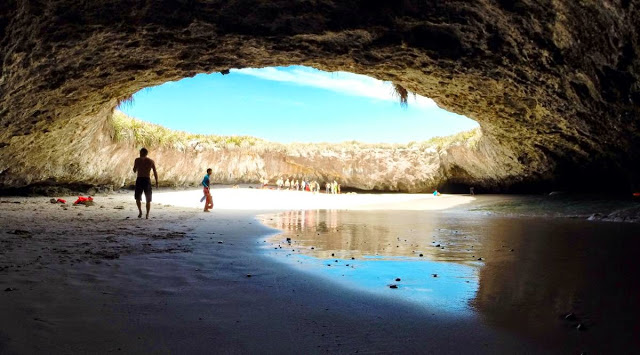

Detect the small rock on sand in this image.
[395,278,401,282]
[4,287,15,291]
[389,284,398,289]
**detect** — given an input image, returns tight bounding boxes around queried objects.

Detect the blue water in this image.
[259,209,484,315]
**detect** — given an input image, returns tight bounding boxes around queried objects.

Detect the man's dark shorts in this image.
[134,177,152,202]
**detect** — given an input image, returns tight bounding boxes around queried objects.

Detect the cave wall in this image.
[1,0,639,192]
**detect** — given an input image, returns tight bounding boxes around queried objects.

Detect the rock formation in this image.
[1,1,639,193]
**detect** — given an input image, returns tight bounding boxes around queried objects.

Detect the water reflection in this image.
[471,218,640,353]
[263,209,486,263]
[260,209,640,352]
[261,209,484,315]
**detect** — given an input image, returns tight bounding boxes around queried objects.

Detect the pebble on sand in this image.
[564,313,577,321]
[9,229,30,235]
[395,278,401,282]
[389,284,398,289]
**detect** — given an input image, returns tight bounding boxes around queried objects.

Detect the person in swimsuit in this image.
[132,147,158,219]
[202,168,213,212]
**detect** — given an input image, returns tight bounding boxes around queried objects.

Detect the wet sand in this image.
[0,188,638,353]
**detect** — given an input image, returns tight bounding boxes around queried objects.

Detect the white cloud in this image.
[232,66,437,109]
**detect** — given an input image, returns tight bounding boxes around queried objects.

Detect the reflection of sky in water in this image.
[260,209,640,352]
[259,210,483,316]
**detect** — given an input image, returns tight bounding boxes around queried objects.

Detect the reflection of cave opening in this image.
[116,66,479,145]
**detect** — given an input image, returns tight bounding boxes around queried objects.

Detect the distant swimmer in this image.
[132,147,158,219]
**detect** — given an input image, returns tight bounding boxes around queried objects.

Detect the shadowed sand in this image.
[0,188,587,354]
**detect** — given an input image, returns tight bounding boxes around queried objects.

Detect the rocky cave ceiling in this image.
[0,0,639,192]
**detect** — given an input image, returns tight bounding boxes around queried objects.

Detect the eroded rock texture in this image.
[0,1,639,193]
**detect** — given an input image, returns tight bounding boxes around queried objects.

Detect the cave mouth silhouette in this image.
[1,1,638,193]
[116,66,480,145]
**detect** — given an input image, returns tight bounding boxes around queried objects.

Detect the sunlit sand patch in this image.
[152,187,475,211]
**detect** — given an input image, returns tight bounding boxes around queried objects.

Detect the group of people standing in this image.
[272,177,341,194]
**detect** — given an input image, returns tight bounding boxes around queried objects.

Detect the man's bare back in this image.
[132,148,158,219]
[133,157,155,178]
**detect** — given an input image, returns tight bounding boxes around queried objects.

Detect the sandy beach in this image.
[1,188,638,354]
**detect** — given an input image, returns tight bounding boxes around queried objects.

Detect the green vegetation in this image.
[110,110,482,152]
[412,129,482,150]
[111,110,264,150]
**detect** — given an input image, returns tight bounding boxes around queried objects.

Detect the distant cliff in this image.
[0,110,517,194]
[106,111,513,193]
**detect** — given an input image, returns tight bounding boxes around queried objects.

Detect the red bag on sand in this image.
[74,196,93,205]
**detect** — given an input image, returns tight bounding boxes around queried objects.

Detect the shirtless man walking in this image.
[132,147,158,219]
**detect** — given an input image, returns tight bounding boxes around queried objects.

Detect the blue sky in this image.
[120,66,478,144]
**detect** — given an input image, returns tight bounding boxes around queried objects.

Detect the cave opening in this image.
[103,66,485,194]
[116,65,479,145]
